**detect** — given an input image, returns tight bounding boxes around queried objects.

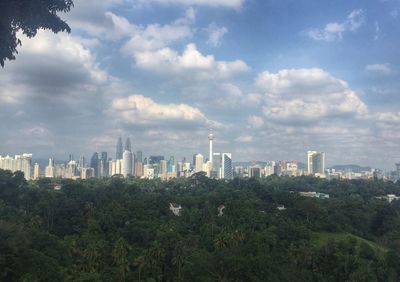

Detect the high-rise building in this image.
[45,158,54,178]
[195,154,204,173]
[122,150,133,177]
[66,160,78,179]
[208,131,214,163]
[221,153,233,179]
[116,137,123,160]
[160,160,167,175]
[212,153,222,179]
[0,154,32,180]
[125,137,131,152]
[249,165,262,178]
[307,151,325,176]
[264,161,275,177]
[90,152,100,178]
[396,163,400,180]
[81,167,94,179]
[79,155,86,169]
[134,161,143,177]
[149,156,164,165]
[101,152,108,177]
[33,163,40,180]
[136,151,143,163]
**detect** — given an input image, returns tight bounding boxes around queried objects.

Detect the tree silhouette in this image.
[0,0,74,67]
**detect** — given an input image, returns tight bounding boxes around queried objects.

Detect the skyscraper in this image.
[125,137,132,152]
[208,131,214,163]
[122,150,133,177]
[307,151,325,176]
[101,152,108,177]
[116,137,123,160]
[45,158,54,178]
[221,153,233,179]
[90,152,100,178]
[212,153,222,179]
[195,154,204,173]
[33,163,40,180]
[136,151,143,163]
[396,163,400,180]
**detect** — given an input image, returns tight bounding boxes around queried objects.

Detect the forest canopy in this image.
[0,169,400,281]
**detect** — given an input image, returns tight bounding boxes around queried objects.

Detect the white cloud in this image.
[256,68,368,123]
[0,30,108,104]
[305,9,365,41]
[205,23,228,46]
[247,116,264,129]
[112,94,208,124]
[131,43,249,80]
[135,0,244,8]
[365,64,392,75]
[235,135,253,143]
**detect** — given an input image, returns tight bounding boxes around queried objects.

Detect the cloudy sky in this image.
[1,0,400,169]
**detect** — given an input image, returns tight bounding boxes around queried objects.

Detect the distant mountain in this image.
[329,164,372,172]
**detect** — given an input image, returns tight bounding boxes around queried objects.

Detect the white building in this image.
[221,153,233,180]
[195,153,204,173]
[45,158,55,178]
[0,153,32,180]
[169,203,182,216]
[307,151,325,176]
[122,150,133,177]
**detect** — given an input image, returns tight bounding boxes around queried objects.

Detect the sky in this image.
[1,0,400,169]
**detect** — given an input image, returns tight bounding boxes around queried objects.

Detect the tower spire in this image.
[208,129,214,163]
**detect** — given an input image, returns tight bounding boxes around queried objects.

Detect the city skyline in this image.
[1,0,400,170]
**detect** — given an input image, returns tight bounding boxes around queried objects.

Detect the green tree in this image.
[0,0,73,67]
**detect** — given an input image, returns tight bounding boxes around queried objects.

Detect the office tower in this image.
[79,155,86,169]
[167,156,175,173]
[160,160,167,178]
[45,158,55,178]
[195,154,204,173]
[149,156,164,165]
[90,152,100,178]
[208,131,214,163]
[249,165,262,178]
[81,167,94,179]
[122,150,133,177]
[264,161,275,177]
[54,164,66,178]
[101,152,108,177]
[143,165,155,179]
[221,153,233,179]
[136,151,143,163]
[8,154,33,180]
[125,137,132,152]
[307,151,317,175]
[307,151,325,176]
[212,153,222,179]
[396,163,400,180]
[33,163,40,180]
[66,160,78,179]
[134,161,143,177]
[286,161,298,176]
[116,137,123,159]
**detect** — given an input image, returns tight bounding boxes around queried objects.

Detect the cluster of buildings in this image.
[0,154,33,179]
[234,151,325,178]
[1,134,400,183]
[17,133,233,181]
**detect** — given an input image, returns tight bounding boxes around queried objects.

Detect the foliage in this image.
[0,0,73,67]
[0,169,400,281]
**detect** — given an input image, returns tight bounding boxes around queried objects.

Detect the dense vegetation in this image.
[1,169,400,281]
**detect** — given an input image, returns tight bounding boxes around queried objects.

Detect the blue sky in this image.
[1,0,400,169]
